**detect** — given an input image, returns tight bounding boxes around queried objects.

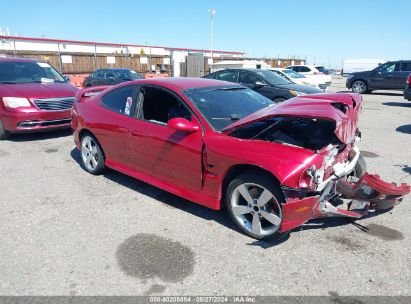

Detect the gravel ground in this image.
[0,77,410,296]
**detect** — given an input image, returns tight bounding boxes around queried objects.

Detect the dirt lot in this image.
[0,77,410,296]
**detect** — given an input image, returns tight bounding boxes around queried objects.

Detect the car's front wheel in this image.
[225,172,286,241]
[0,120,10,140]
[351,80,368,94]
[80,134,105,175]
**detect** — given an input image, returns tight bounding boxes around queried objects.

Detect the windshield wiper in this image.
[211,87,246,91]
[0,81,18,84]
[212,114,241,121]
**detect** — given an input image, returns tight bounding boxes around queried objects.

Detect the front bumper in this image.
[281,166,410,233]
[0,108,71,132]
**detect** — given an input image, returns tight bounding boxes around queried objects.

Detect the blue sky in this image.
[1,0,410,67]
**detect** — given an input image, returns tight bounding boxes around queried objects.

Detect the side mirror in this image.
[168,118,199,133]
[255,81,266,87]
[64,75,71,82]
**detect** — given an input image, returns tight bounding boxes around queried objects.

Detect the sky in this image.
[1,0,410,68]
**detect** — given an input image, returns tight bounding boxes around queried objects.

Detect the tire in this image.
[225,171,286,241]
[353,155,367,179]
[80,134,105,175]
[0,120,10,140]
[272,97,286,104]
[351,80,368,94]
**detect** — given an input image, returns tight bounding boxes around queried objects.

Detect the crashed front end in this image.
[276,95,410,232]
[226,93,410,232]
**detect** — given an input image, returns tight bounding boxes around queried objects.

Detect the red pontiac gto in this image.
[71,78,410,240]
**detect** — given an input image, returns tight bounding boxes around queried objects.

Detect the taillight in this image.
[407,75,411,84]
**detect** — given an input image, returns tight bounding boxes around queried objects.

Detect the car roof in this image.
[126,77,237,90]
[214,68,268,73]
[0,56,42,63]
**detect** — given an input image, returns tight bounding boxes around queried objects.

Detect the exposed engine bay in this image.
[229,117,342,151]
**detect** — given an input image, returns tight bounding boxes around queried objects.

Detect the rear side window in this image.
[401,62,411,72]
[299,66,311,72]
[101,85,137,115]
[215,71,237,82]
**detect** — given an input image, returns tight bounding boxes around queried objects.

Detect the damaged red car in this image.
[71,78,410,240]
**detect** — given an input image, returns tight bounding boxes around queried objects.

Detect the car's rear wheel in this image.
[225,172,286,241]
[351,80,368,94]
[272,97,286,104]
[0,120,10,140]
[80,134,105,175]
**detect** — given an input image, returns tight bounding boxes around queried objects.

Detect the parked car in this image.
[82,68,144,87]
[285,64,332,86]
[203,68,322,103]
[346,60,411,94]
[0,57,78,140]
[404,73,411,101]
[269,68,327,92]
[72,78,409,240]
[315,66,331,75]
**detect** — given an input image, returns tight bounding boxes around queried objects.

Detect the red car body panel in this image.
[71,78,410,233]
[0,57,78,133]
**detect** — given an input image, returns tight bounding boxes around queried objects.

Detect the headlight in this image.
[347,74,354,79]
[289,90,307,96]
[2,97,31,108]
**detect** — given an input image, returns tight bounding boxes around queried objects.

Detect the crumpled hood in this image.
[223,93,363,144]
[0,82,78,100]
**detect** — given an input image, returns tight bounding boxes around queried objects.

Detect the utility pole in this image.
[208,9,216,61]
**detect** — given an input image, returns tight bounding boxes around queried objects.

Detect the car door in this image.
[96,85,140,165]
[126,85,203,192]
[369,62,400,89]
[399,62,411,88]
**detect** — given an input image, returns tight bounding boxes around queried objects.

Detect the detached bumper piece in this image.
[281,173,410,232]
[336,173,410,211]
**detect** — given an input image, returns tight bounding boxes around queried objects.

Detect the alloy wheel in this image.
[230,183,282,237]
[81,136,99,171]
[352,81,366,93]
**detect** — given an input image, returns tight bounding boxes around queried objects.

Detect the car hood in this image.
[223,93,362,144]
[275,82,323,94]
[0,82,78,99]
[349,70,373,77]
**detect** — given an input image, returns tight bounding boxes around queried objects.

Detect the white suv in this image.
[286,65,332,86]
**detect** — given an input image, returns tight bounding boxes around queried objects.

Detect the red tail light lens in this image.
[407,75,411,84]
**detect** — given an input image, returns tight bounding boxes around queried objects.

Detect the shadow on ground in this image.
[70,148,377,249]
[368,92,404,96]
[383,102,411,108]
[396,124,411,134]
[7,129,72,142]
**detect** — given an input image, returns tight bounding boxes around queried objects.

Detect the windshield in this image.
[185,86,274,131]
[112,69,144,80]
[282,69,305,79]
[0,61,65,84]
[254,70,292,85]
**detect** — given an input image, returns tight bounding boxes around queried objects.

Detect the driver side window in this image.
[238,72,260,85]
[379,63,399,73]
[136,86,192,125]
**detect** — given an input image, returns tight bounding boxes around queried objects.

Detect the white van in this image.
[342,59,386,75]
[210,60,271,73]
